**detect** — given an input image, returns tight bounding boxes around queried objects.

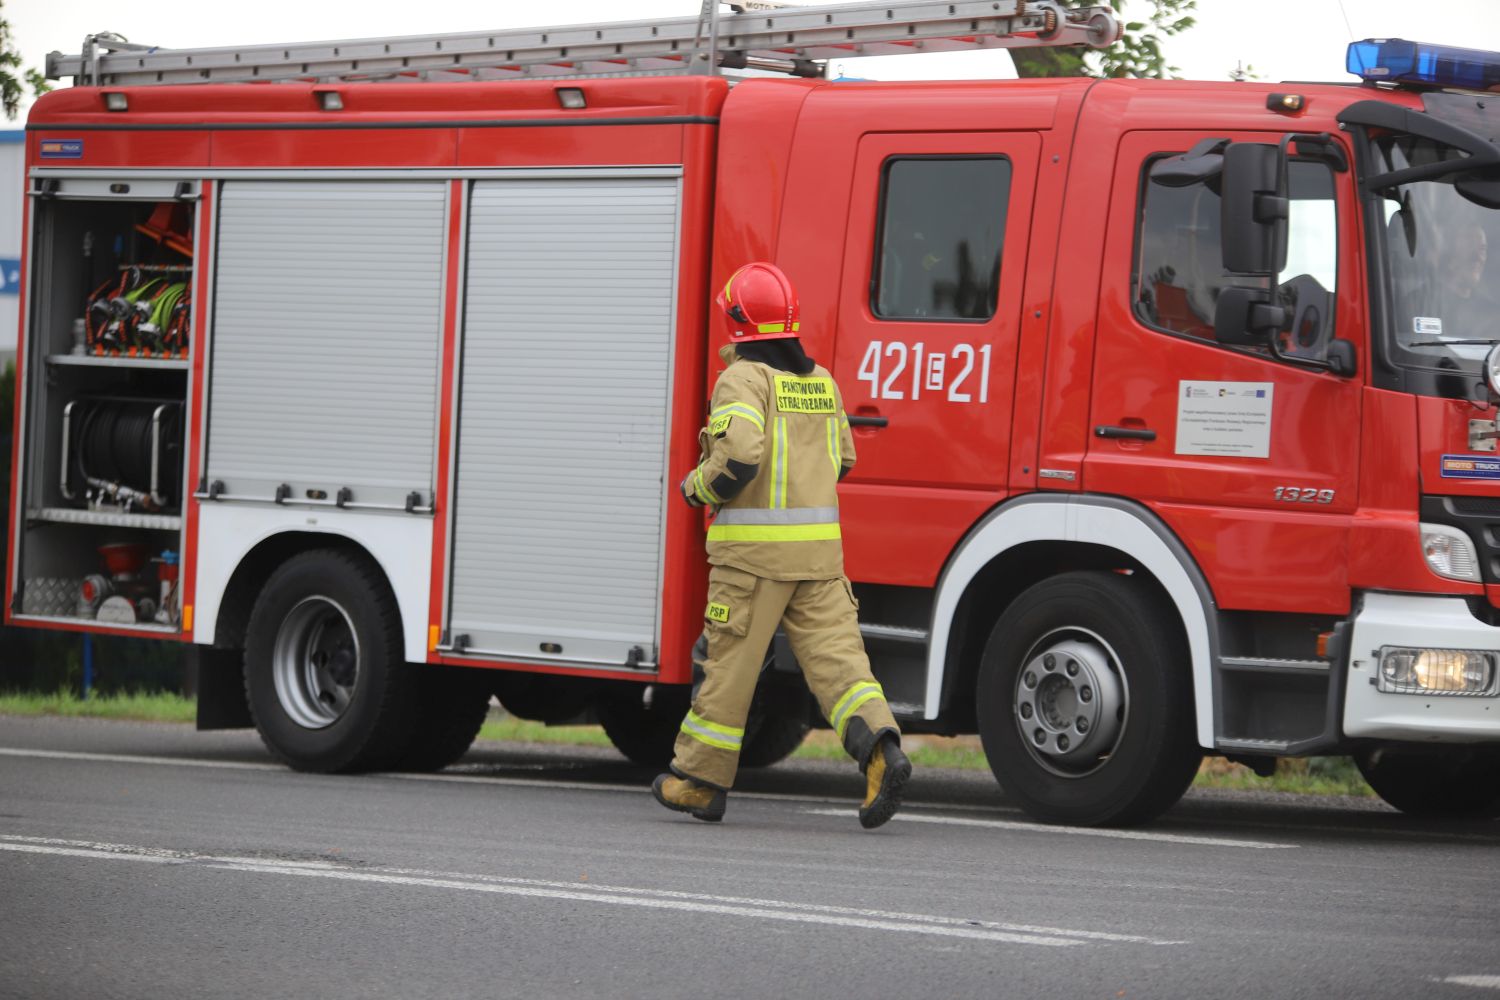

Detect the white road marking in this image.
[803,809,1297,849]
[1441,976,1500,990]
[0,834,1171,948]
[0,747,282,771]
[0,745,1008,814]
[14,745,1487,848]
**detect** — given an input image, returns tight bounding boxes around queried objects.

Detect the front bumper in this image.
[1345,592,1500,742]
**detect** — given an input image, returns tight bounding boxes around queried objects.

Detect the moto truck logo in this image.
[1440,455,1500,480]
[38,139,83,159]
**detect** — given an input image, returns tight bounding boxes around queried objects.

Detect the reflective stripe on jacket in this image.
[688,345,856,581]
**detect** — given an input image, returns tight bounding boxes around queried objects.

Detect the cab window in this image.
[1135,158,1338,354]
[872,157,1011,321]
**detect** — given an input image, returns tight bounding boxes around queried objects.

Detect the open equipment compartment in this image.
[13,177,196,632]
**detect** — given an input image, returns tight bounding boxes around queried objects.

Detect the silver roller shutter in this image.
[448,174,680,667]
[208,181,446,508]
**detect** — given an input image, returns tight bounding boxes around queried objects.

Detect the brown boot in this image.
[652,774,727,822]
[859,737,911,829]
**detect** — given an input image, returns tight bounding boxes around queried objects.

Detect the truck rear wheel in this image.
[395,669,492,772]
[243,549,416,773]
[739,711,810,768]
[598,688,689,768]
[976,570,1202,826]
[1354,747,1500,819]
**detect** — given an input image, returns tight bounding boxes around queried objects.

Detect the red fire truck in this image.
[9,1,1500,825]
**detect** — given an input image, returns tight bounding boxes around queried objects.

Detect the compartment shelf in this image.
[28,507,183,531]
[46,354,189,371]
[9,612,181,635]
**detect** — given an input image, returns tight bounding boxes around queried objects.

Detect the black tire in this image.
[492,672,594,725]
[395,669,493,772]
[739,710,810,768]
[976,570,1202,826]
[598,688,690,768]
[243,548,416,773]
[1354,747,1500,819]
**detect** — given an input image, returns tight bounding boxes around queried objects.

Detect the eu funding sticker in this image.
[1174,381,1274,458]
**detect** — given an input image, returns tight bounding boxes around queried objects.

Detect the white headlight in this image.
[1486,343,1500,399]
[1420,523,1482,582]
[1378,646,1498,696]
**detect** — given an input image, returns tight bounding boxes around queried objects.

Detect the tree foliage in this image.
[1011,0,1198,80]
[1,2,52,121]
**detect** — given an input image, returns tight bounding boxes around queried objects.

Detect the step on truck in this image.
[9,1,1500,824]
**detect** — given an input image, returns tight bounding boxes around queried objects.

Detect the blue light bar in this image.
[1347,38,1500,91]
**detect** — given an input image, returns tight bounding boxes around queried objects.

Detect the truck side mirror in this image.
[1221,143,1288,276]
[1214,285,1285,346]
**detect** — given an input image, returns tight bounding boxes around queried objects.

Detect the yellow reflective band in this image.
[753,321,801,334]
[706,602,730,623]
[826,416,840,476]
[773,375,837,414]
[831,681,885,738]
[771,417,788,508]
[706,522,842,542]
[682,710,744,751]
[695,468,722,505]
[710,402,765,431]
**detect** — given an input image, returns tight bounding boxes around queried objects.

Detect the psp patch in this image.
[773,375,837,414]
[1440,454,1500,480]
[709,413,732,436]
[39,139,84,159]
[705,602,731,624]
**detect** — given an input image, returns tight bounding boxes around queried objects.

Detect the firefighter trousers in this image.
[670,564,900,791]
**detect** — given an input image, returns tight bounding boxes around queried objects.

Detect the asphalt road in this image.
[1,715,1498,1000]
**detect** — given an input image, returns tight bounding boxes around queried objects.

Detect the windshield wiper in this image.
[1407,339,1500,347]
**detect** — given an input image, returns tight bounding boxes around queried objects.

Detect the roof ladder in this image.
[47,0,1122,88]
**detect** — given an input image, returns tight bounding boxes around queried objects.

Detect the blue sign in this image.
[0,258,19,296]
[38,139,83,159]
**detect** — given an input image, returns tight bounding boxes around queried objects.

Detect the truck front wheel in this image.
[976,570,1202,826]
[1354,747,1500,819]
[243,549,416,773]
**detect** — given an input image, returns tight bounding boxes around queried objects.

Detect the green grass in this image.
[0,690,196,723]
[1194,755,1374,797]
[477,714,615,749]
[0,692,1375,797]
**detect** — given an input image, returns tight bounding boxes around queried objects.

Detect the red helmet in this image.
[715,261,800,342]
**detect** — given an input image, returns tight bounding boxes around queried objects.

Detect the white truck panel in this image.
[193,503,434,663]
[1344,592,1500,741]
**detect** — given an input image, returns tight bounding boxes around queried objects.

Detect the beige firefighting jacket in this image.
[684,345,856,581]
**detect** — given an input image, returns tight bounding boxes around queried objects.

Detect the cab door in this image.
[831,132,1040,494]
[1083,130,1362,613]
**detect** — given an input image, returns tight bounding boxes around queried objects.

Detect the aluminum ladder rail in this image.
[48,0,1121,88]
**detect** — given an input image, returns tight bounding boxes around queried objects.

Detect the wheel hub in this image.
[1014,636,1124,773]
[272,596,360,730]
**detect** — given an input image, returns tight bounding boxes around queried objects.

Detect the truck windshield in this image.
[1376,133,1500,382]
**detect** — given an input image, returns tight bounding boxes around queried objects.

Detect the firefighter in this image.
[652,261,912,828]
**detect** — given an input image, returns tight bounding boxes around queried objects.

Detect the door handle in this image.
[848,415,889,429]
[1094,425,1156,442]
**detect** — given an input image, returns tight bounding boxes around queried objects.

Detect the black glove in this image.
[681,473,705,508]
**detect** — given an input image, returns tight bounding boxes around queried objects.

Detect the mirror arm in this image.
[1288,132,1349,172]
[1264,334,1358,377]
[1337,100,1500,189]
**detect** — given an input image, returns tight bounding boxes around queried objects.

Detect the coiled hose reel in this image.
[61,398,184,513]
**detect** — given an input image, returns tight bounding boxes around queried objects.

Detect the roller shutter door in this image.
[208,181,446,508]
[448,174,679,666]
